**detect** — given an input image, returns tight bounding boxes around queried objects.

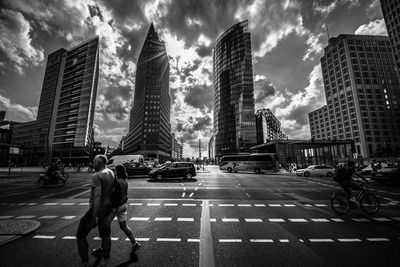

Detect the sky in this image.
[0,0,388,158]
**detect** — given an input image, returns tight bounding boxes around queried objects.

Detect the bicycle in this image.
[330,180,380,215]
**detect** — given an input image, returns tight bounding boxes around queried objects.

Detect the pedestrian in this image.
[92,164,141,258]
[76,155,115,267]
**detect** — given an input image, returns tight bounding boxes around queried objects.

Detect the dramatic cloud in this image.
[0,93,37,122]
[0,8,44,75]
[254,75,276,103]
[355,19,387,36]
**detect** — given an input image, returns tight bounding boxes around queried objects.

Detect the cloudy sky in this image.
[0,0,388,157]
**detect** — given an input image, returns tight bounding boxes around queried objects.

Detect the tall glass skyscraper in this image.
[12,36,99,165]
[124,23,171,162]
[213,20,257,157]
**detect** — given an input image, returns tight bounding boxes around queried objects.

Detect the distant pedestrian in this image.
[76,155,115,267]
[92,164,140,258]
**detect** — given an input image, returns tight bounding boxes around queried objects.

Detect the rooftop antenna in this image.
[324,23,330,40]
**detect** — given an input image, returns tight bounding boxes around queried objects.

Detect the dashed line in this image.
[129,203,142,206]
[33,235,55,239]
[181,193,186,197]
[15,215,36,219]
[338,238,362,242]
[250,239,274,243]
[189,193,194,198]
[0,216,14,219]
[283,204,296,207]
[62,236,76,240]
[147,203,160,206]
[309,239,334,242]
[269,218,285,222]
[222,218,239,222]
[219,239,242,243]
[177,217,194,222]
[157,238,181,242]
[352,218,370,222]
[165,203,178,206]
[38,215,58,219]
[311,218,329,222]
[154,217,172,221]
[60,203,75,206]
[43,203,58,206]
[187,238,200,242]
[219,204,234,207]
[268,204,282,207]
[130,217,149,221]
[367,238,390,242]
[279,239,290,243]
[244,218,263,222]
[289,218,307,222]
[135,238,150,241]
[254,204,266,207]
[182,203,196,207]
[238,204,251,207]
[78,203,89,206]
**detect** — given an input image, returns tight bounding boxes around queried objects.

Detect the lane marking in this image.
[268,204,281,207]
[254,204,266,207]
[27,203,37,206]
[222,218,239,222]
[78,203,89,206]
[134,238,150,241]
[181,193,186,197]
[43,203,58,206]
[33,235,55,239]
[129,203,142,206]
[189,193,194,198]
[219,239,242,243]
[62,236,76,240]
[367,238,390,242]
[309,239,334,242]
[154,217,172,221]
[61,216,76,220]
[238,204,251,207]
[218,204,234,207]
[182,203,196,206]
[315,204,328,207]
[147,203,160,206]
[352,218,370,222]
[157,238,181,242]
[188,238,200,242]
[279,239,289,243]
[289,218,307,222]
[244,218,263,222]
[331,218,344,222]
[94,237,102,240]
[130,217,149,221]
[373,218,391,222]
[38,216,58,219]
[283,204,296,207]
[0,216,13,219]
[177,217,194,222]
[111,237,119,241]
[338,238,362,242]
[15,215,36,219]
[164,203,178,206]
[269,218,285,222]
[311,218,329,222]
[60,203,75,206]
[210,218,216,222]
[250,239,274,243]
[199,200,215,267]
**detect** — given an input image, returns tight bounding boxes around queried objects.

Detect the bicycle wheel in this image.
[360,193,380,215]
[331,193,350,215]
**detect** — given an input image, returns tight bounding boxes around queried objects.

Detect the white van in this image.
[106,155,144,169]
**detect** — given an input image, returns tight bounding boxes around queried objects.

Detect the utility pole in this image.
[198,139,201,159]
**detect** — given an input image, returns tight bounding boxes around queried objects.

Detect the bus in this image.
[219,153,279,174]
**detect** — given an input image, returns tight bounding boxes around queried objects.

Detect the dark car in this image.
[371,167,400,184]
[149,162,196,180]
[124,162,152,177]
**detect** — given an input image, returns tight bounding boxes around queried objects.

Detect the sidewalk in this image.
[0,220,40,246]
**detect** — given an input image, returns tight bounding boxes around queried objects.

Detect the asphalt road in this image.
[0,166,399,267]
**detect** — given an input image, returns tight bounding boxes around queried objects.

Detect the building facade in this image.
[309,34,400,158]
[124,23,172,162]
[12,36,99,165]
[213,20,257,158]
[208,134,215,162]
[171,133,183,161]
[381,0,400,71]
[255,109,287,144]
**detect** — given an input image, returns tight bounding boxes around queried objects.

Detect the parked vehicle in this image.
[371,167,400,184]
[296,165,335,177]
[149,162,196,181]
[219,153,279,173]
[124,162,152,177]
[106,155,144,169]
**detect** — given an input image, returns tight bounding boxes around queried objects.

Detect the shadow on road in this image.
[116,253,139,266]
[147,178,198,183]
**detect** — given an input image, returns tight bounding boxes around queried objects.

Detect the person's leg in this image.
[340,181,352,198]
[98,211,113,266]
[76,210,93,266]
[119,221,136,244]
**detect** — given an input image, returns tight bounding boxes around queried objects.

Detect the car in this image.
[123,162,152,177]
[371,167,400,184]
[296,165,335,177]
[149,162,196,181]
[361,164,375,175]
[106,155,144,169]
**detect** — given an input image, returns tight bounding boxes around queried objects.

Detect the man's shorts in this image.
[115,203,128,223]
[76,207,113,238]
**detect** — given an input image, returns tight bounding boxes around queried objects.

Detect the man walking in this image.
[77,155,115,267]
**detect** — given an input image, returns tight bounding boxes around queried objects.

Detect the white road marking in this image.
[289,218,307,222]
[352,218,370,222]
[309,239,334,242]
[269,218,285,222]
[315,204,328,207]
[147,203,160,206]
[254,204,266,207]
[157,238,181,242]
[135,238,150,241]
[15,215,36,219]
[182,203,196,206]
[27,203,37,206]
[38,216,58,219]
[283,204,296,207]
[43,203,58,206]
[17,203,26,206]
[238,204,251,207]
[299,239,304,242]
[61,216,76,219]
[177,217,194,222]
[279,239,289,242]
[0,216,14,219]
[311,218,329,222]
[219,239,242,243]
[392,217,400,221]
[200,200,215,267]
[94,237,102,240]
[33,235,55,239]
[62,236,76,240]
[111,237,119,241]
[78,203,89,206]
[338,238,362,242]
[182,193,186,197]
[187,238,200,242]
[222,218,239,222]
[304,204,312,207]
[60,203,75,206]
[154,217,172,221]
[164,203,178,206]
[219,204,234,207]
[268,204,281,207]
[245,218,263,222]
[373,218,391,222]
[129,203,142,206]
[210,218,216,222]
[130,217,149,221]
[330,218,344,222]
[189,193,194,197]
[250,239,274,243]
[367,238,390,242]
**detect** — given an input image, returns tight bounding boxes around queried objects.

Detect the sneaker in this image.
[91,247,104,258]
[130,242,141,256]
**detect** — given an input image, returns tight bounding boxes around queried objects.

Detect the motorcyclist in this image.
[45,162,61,183]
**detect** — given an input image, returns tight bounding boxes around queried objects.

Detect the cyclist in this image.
[335,160,367,201]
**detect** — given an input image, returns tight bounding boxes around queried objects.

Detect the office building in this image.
[381,0,400,70]
[255,109,287,144]
[0,111,5,122]
[12,36,99,165]
[213,20,257,158]
[171,133,183,161]
[309,34,400,158]
[208,134,215,162]
[124,23,171,162]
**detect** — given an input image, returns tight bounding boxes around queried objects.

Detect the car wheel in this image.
[156,174,163,181]
[303,171,310,177]
[227,167,233,173]
[327,171,333,177]
[185,173,192,179]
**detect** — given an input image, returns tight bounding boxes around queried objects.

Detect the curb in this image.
[0,220,40,246]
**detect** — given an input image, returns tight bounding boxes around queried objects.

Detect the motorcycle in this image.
[38,171,68,188]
